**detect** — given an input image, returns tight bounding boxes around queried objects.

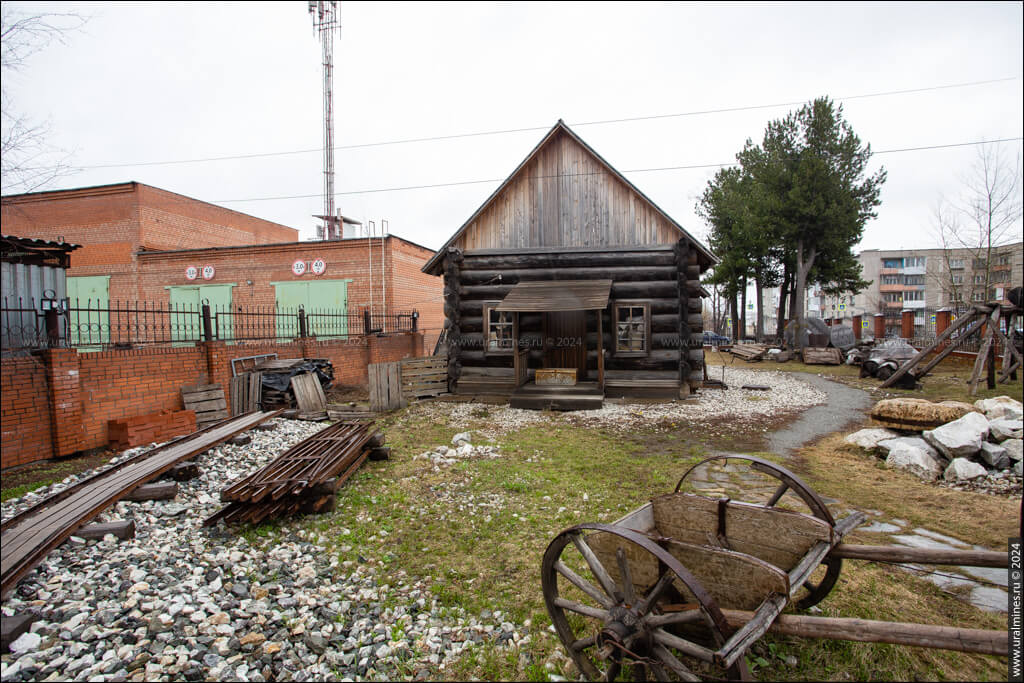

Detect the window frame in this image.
[612,300,651,357]
[482,301,514,356]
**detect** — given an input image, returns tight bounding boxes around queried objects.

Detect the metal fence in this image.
[1,297,418,352]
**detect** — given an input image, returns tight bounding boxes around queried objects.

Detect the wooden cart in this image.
[541,455,1009,681]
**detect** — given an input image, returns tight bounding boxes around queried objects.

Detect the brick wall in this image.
[1,357,53,469]
[77,347,208,449]
[389,238,444,354]
[0,330,423,470]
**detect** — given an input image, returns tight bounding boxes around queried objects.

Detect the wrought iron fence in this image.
[1,297,418,352]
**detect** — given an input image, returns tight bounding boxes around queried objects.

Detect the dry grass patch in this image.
[790,433,1018,551]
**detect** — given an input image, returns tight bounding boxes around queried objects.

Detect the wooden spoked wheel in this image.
[674,454,841,609]
[542,524,750,681]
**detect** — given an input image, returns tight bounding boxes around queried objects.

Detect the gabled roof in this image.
[422,119,716,275]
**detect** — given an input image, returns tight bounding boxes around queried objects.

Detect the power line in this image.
[213,136,1024,203]
[68,76,1021,170]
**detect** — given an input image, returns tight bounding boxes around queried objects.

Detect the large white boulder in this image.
[844,428,901,450]
[1014,459,1023,477]
[1003,438,1023,462]
[943,457,987,481]
[973,396,1024,421]
[923,411,989,460]
[451,432,473,446]
[877,436,944,462]
[988,418,1023,442]
[885,446,944,481]
[978,442,1010,470]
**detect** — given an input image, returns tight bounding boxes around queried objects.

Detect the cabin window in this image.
[483,302,513,354]
[614,301,650,356]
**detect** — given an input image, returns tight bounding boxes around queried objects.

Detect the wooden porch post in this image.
[596,307,605,389]
[513,311,521,386]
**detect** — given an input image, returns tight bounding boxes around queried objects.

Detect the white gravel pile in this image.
[413,368,825,436]
[0,419,528,683]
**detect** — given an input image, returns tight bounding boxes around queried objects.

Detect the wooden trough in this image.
[541,455,1009,681]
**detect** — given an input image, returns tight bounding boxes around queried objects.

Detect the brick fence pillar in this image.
[42,348,84,457]
[901,309,915,340]
[852,314,862,340]
[935,308,951,337]
[873,314,886,340]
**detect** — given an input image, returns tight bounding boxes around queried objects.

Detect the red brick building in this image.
[136,236,444,352]
[1,182,300,303]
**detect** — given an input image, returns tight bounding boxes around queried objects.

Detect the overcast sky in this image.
[4,1,1022,255]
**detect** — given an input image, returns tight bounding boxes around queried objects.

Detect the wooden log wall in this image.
[443,247,463,392]
[443,246,707,392]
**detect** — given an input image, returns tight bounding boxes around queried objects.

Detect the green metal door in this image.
[307,280,348,337]
[67,275,109,347]
[272,279,348,339]
[167,284,234,343]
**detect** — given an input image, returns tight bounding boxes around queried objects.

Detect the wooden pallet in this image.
[400,356,448,400]
[291,372,327,418]
[181,383,228,427]
[370,361,406,412]
[729,344,769,362]
[229,372,262,416]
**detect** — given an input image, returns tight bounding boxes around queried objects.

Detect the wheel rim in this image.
[674,455,841,609]
[542,523,750,681]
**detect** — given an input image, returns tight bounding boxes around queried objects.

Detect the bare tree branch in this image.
[1,7,87,193]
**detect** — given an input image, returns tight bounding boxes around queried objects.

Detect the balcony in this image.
[884,301,903,308]
[903,300,926,309]
[879,283,903,293]
[880,267,902,275]
[903,265,926,276]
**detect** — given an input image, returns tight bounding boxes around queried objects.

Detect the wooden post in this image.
[201,304,213,342]
[596,308,605,390]
[851,314,862,340]
[968,307,999,396]
[298,307,308,338]
[363,308,372,335]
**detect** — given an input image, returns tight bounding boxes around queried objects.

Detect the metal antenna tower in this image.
[309,1,340,240]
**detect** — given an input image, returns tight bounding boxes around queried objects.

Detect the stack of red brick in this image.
[108,409,197,450]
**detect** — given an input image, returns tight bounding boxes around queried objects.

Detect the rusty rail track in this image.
[0,410,282,600]
[204,421,375,526]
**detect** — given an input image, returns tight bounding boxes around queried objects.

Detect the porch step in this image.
[510,382,604,411]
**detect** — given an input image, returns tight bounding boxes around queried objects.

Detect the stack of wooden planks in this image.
[181,383,228,428]
[400,356,448,401]
[729,344,769,362]
[108,409,196,450]
[802,347,843,365]
[204,421,377,526]
[229,372,262,416]
[290,372,328,419]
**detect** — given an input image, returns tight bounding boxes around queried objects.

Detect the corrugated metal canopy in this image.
[496,279,612,312]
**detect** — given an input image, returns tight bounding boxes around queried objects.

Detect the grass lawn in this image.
[282,399,1013,681]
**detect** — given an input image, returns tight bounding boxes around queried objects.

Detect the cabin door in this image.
[544,310,587,380]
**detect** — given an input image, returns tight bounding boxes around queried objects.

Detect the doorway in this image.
[544,310,587,379]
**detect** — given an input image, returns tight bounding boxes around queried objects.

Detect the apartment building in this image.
[852,242,1023,337]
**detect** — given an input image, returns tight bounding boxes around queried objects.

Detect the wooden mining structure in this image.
[422,121,715,410]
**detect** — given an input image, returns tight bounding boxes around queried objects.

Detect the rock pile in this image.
[413,432,501,469]
[845,395,1023,487]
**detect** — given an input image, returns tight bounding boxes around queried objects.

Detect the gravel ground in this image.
[420,367,827,438]
[0,420,527,683]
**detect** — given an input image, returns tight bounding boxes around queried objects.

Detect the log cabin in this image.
[422,120,716,410]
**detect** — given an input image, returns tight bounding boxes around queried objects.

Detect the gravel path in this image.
[0,420,526,683]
